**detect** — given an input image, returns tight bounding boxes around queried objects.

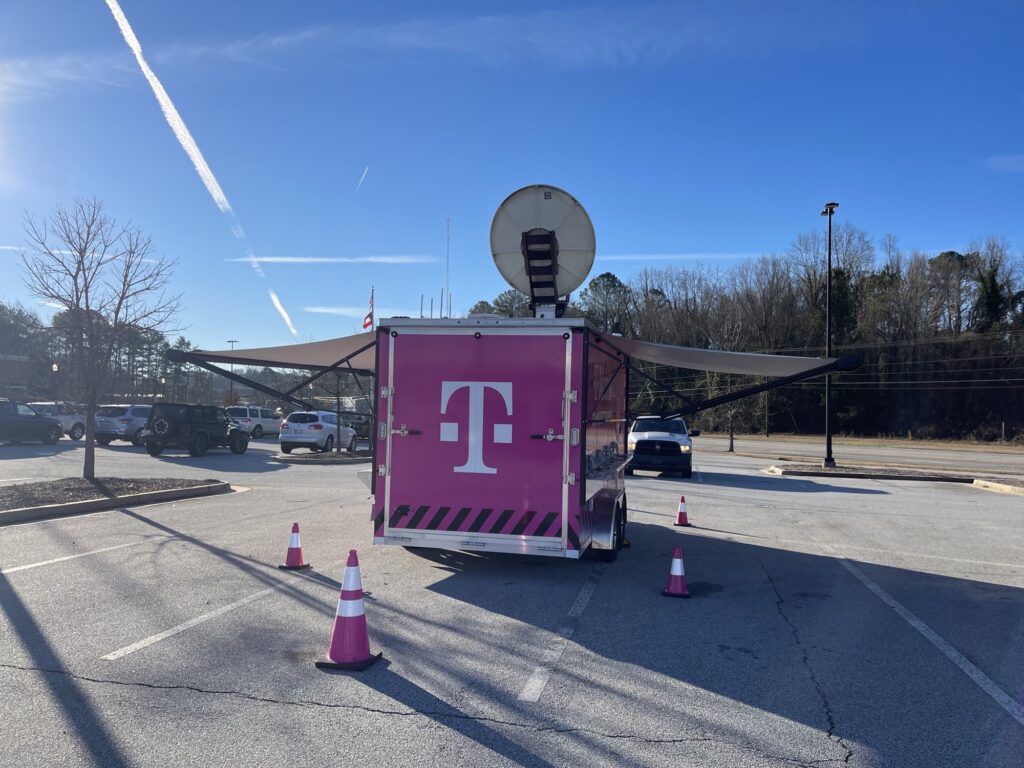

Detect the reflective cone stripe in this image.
[663,545,691,598]
[279,522,310,570]
[674,495,690,527]
[316,549,381,671]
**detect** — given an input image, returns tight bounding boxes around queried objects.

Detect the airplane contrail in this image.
[104,0,231,213]
[268,290,298,337]
[104,0,297,337]
[224,255,435,264]
[355,165,369,193]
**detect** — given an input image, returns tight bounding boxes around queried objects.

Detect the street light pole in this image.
[226,339,238,404]
[820,202,838,469]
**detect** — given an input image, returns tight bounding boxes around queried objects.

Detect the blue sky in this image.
[1,1,1022,350]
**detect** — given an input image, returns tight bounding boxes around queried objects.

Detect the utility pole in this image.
[820,202,838,469]
[226,339,238,404]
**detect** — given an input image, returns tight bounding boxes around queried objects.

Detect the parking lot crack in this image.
[0,660,821,761]
[761,563,855,765]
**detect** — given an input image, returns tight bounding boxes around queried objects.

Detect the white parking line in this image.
[102,558,344,661]
[518,565,604,702]
[841,560,1024,727]
[0,477,34,484]
[1,538,161,574]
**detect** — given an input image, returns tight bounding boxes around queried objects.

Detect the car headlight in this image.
[627,440,636,451]
[680,444,691,452]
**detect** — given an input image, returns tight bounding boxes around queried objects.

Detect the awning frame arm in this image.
[589,336,695,408]
[187,359,312,410]
[284,339,378,396]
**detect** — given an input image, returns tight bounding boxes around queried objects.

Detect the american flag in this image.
[362,288,374,330]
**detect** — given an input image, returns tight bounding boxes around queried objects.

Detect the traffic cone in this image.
[278,522,310,570]
[674,496,691,527]
[316,549,382,671]
[663,545,690,598]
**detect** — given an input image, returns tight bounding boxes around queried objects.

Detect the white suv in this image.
[225,406,281,439]
[279,410,356,454]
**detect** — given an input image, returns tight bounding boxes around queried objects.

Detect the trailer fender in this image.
[591,488,625,552]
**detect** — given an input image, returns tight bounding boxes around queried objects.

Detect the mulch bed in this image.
[0,477,221,512]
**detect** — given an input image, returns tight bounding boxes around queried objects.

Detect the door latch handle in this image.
[530,428,564,442]
[390,423,421,437]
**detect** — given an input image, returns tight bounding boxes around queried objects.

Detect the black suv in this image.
[0,398,63,445]
[142,403,249,457]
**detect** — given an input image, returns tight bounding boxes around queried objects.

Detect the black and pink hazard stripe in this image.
[373,506,580,550]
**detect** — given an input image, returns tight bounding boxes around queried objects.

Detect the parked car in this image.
[340,412,372,440]
[279,410,356,453]
[0,398,63,444]
[626,416,700,478]
[225,405,281,438]
[141,403,249,457]
[94,404,152,446]
[29,401,86,440]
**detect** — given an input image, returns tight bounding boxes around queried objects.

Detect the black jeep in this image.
[142,403,249,457]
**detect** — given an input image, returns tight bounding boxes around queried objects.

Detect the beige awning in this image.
[189,332,376,371]
[592,334,834,377]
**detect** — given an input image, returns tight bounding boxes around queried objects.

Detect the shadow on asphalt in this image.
[0,441,82,457]
[0,571,132,767]
[629,468,888,495]
[145,448,290,474]
[389,524,1022,767]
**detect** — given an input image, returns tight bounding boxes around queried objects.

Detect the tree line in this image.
[469,224,1024,441]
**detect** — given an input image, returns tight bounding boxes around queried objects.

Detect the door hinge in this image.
[380,386,391,399]
[377,464,387,477]
[565,473,577,485]
[565,390,578,403]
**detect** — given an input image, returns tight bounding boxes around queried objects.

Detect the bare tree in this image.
[20,198,180,479]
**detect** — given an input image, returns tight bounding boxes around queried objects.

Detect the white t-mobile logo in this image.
[439,381,513,474]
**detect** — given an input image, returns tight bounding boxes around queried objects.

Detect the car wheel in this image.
[251,425,263,439]
[680,462,693,478]
[624,467,633,476]
[131,428,145,447]
[97,437,112,446]
[69,423,85,441]
[189,432,209,457]
[152,417,172,436]
[43,426,61,445]
[281,445,292,454]
[323,434,334,453]
[146,440,163,457]
[348,435,357,452]
[230,432,249,454]
[598,504,621,562]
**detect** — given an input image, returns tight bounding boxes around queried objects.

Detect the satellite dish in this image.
[490,185,596,312]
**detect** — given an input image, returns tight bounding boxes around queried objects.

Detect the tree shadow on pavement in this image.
[0,571,132,767]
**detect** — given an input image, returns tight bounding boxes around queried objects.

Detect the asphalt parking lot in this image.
[1,440,1022,767]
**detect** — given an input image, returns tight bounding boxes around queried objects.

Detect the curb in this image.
[764,466,975,483]
[972,479,1024,496]
[0,481,233,526]
[728,449,1022,477]
[273,454,372,465]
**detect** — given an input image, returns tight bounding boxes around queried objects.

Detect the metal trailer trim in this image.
[388,326,576,338]
[375,530,572,557]
[383,333,396,538]
[385,317,587,329]
[561,332,572,554]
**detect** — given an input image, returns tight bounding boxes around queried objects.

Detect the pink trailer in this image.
[372,316,628,560]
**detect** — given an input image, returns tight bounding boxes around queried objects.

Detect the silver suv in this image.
[94,404,152,446]
[29,402,86,440]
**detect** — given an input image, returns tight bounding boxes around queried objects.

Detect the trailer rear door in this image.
[375,326,577,556]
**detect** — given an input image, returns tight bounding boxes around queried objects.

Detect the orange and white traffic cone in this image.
[315,549,382,671]
[663,545,690,598]
[674,496,691,527]
[278,522,310,570]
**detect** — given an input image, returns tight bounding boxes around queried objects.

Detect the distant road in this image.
[698,434,1023,476]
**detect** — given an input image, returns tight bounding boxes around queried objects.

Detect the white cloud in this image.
[986,155,1024,174]
[225,255,435,264]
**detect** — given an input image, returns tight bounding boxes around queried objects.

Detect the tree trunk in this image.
[83,400,96,481]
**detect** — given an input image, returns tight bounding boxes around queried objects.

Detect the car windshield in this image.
[631,419,686,434]
[98,406,128,417]
[287,413,318,424]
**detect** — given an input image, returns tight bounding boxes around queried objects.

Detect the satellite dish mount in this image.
[490,185,596,319]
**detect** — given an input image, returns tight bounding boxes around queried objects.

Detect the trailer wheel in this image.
[597,504,621,562]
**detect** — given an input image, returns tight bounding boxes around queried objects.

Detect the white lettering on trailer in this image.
[439,381,513,475]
